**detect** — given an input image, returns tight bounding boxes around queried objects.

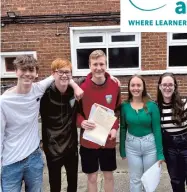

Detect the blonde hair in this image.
[51,58,72,71]
[89,50,106,64]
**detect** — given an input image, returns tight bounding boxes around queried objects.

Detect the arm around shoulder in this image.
[69,79,84,101]
[36,75,54,94]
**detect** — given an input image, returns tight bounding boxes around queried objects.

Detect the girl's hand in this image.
[158,160,165,167]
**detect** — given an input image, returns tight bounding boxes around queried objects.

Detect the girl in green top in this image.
[120,75,164,192]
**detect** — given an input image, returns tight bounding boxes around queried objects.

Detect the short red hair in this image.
[51,58,72,71]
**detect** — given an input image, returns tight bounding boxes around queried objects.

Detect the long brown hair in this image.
[127,74,151,112]
[157,72,187,125]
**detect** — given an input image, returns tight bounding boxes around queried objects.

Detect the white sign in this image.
[120,0,187,32]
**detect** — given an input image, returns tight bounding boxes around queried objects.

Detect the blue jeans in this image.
[126,132,157,192]
[163,130,187,192]
[1,147,44,192]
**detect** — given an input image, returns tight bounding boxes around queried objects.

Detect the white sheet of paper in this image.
[88,103,114,119]
[83,124,108,146]
[83,103,117,146]
[141,162,162,192]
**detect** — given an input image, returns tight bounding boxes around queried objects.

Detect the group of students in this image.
[0,49,186,192]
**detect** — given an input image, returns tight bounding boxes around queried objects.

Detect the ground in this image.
[40,144,173,192]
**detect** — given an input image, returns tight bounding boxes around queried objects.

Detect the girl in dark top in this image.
[157,72,187,192]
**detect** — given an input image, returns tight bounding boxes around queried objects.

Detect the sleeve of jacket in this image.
[150,102,165,160]
[77,99,85,128]
[40,91,48,120]
[120,102,127,158]
[112,87,121,130]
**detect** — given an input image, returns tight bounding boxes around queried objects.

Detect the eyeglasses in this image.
[160,83,175,89]
[55,70,71,76]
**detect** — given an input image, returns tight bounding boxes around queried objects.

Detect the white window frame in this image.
[167,32,187,70]
[76,33,106,47]
[70,26,141,76]
[108,32,138,46]
[1,51,37,78]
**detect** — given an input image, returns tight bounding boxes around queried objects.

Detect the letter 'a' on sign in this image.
[175,1,186,14]
[120,0,187,32]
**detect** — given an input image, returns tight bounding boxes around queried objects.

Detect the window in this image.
[1,51,37,78]
[168,33,187,68]
[5,57,16,72]
[70,26,141,76]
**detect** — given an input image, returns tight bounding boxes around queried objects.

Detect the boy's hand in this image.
[69,79,84,100]
[81,120,96,130]
[74,86,84,100]
[109,129,117,140]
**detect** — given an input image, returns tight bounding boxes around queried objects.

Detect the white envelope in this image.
[141,162,162,192]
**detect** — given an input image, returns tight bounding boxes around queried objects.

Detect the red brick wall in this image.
[1,0,187,98]
[141,33,167,70]
[1,0,120,16]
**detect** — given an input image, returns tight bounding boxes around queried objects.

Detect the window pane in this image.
[111,35,135,42]
[172,33,187,40]
[169,46,187,67]
[109,48,139,68]
[77,48,106,69]
[79,36,103,43]
[5,57,16,71]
